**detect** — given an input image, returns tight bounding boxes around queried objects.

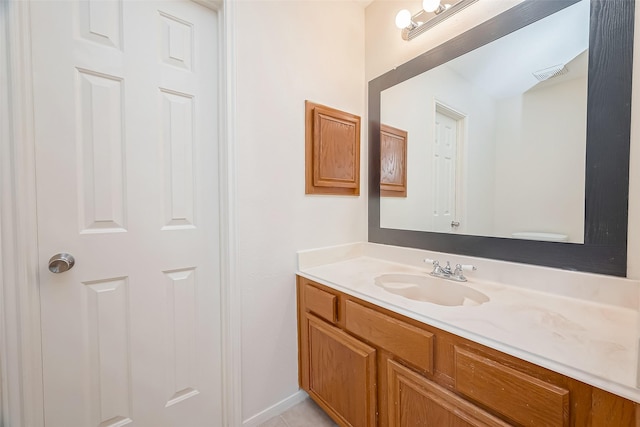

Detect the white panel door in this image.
[30,1,222,426]
[432,111,458,232]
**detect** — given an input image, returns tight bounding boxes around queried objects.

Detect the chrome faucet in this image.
[424,259,476,282]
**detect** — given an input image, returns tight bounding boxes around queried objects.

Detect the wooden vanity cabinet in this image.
[298,281,377,426]
[387,359,510,427]
[297,276,639,427]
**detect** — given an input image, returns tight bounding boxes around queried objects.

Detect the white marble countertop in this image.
[297,242,640,403]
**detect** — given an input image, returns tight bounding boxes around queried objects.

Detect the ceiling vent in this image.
[532,64,569,81]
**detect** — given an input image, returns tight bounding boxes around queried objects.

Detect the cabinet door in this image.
[305,314,377,427]
[387,359,510,427]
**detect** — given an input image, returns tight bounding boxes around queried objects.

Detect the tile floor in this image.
[258,398,338,427]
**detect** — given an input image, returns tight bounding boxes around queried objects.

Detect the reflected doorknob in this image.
[48,253,75,273]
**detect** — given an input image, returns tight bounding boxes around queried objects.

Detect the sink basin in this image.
[374,274,490,306]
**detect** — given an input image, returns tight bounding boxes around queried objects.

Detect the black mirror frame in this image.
[368,0,634,276]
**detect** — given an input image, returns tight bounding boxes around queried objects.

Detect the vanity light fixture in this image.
[395,0,479,41]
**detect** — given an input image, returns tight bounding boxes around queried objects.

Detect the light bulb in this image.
[395,9,412,29]
[422,0,441,13]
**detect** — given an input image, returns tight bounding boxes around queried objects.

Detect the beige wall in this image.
[366,0,640,277]
[235,1,366,422]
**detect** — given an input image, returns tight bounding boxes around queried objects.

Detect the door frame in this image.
[0,0,241,426]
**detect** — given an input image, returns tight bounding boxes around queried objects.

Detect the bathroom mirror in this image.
[368,0,634,276]
[381,0,588,243]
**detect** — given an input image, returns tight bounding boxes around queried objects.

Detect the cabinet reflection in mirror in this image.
[380,0,588,243]
[368,0,633,276]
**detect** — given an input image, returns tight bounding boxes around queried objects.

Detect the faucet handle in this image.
[424,258,441,269]
[455,264,477,272]
[453,264,477,281]
[424,258,441,274]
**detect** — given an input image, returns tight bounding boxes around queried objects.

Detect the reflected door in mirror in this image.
[433,106,463,233]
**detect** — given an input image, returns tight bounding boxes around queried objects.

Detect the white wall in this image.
[235,1,366,422]
[627,3,640,280]
[493,75,587,242]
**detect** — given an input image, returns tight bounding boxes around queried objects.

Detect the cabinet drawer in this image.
[304,282,338,323]
[454,347,569,426]
[388,359,510,427]
[345,300,433,373]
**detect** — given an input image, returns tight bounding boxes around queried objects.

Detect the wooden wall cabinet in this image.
[305,101,361,196]
[297,276,639,427]
[380,124,408,198]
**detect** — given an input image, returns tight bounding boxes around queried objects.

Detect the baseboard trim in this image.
[242,390,309,427]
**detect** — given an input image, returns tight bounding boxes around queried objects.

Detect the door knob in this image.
[451,221,460,227]
[48,253,75,273]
